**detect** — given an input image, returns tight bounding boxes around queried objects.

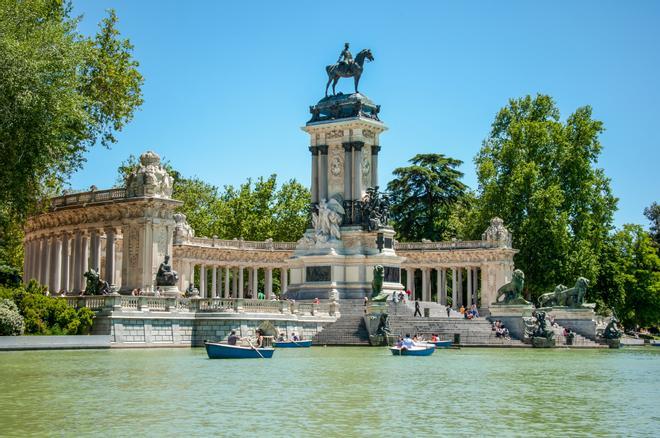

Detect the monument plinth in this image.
[286,89,405,300]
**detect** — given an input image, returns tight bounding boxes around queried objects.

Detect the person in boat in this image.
[291,332,300,341]
[255,329,264,348]
[277,333,285,342]
[396,336,403,348]
[227,330,240,346]
[401,334,415,350]
[431,334,439,342]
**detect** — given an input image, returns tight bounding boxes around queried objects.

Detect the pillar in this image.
[31,239,39,282]
[224,266,230,298]
[318,145,328,201]
[252,267,258,296]
[457,267,463,307]
[238,266,244,299]
[80,233,89,292]
[472,267,479,306]
[232,268,238,297]
[280,268,288,294]
[451,268,458,308]
[466,267,473,306]
[406,268,415,299]
[371,145,381,188]
[39,236,50,286]
[211,266,217,298]
[104,228,116,286]
[48,235,60,293]
[200,265,207,298]
[60,233,70,293]
[90,229,101,272]
[352,142,364,200]
[421,268,429,302]
[71,231,81,292]
[216,267,222,298]
[266,267,273,299]
[309,146,319,204]
[343,143,353,203]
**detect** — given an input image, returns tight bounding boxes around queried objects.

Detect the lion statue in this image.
[371,265,389,302]
[495,269,529,305]
[538,277,589,308]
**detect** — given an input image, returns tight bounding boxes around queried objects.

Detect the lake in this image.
[0,347,658,437]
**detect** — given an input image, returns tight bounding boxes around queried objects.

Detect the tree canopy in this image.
[470,94,618,297]
[0,1,143,220]
[387,154,467,242]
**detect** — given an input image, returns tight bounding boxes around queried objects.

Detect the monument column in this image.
[60,233,70,293]
[211,266,217,298]
[104,228,116,286]
[343,143,353,206]
[232,268,238,297]
[371,145,381,188]
[280,268,288,294]
[405,268,414,296]
[71,230,82,292]
[318,145,329,201]
[224,266,230,298]
[266,267,273,299]
[457,267,463,307]
[238,266,244,298]
[200,265,207,298]
[80,232,89,291]
[39,236,50,286]
[352,142,364,201]
[252,267,259,296]
[421,268,429,302]
[466,267,473,306]
[309,146,319,205]
[90,229,102,271]
[451,268,458,308]
[49,235,60,293]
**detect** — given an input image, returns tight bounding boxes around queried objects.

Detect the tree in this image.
[644,202,660,247]
[387,154,468,241]
[597,225,660,329]
[471,94,618,297]
[0,1,143,269]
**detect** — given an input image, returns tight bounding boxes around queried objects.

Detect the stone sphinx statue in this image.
[494,269,530,305]
[156,255,179,287]
[537,277,589,308]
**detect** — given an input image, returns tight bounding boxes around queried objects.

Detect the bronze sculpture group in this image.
[325,43,374,97]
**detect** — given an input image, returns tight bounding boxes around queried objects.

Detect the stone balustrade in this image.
[394,240,497,250]
[59,296,339,316]
[47,188,128,210]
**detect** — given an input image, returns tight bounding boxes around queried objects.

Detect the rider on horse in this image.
[337,42,353,69]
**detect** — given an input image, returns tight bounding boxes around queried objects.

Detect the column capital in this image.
[352,141,365,151]
[317,144,329,154]
[342,142,353,152]
[371,145,381,155]
[309,146,319,155]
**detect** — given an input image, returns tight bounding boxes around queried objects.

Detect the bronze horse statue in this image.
[325,49,374,97]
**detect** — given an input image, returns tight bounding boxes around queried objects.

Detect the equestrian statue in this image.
[325,43,374,97]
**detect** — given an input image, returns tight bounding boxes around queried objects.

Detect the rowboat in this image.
[273,340,312,348]
[390,345,435,356]
[651,340,660,347]
[205,341,275,359]
[432,340,453,348]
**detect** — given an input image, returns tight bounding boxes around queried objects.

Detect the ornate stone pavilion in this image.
[23,149,516,309]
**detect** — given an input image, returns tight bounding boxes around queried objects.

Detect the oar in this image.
[246,338,265,359]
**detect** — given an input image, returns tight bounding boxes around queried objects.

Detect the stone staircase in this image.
[551,324,603,348]
[387,316,526,347]
[312,299,370,345]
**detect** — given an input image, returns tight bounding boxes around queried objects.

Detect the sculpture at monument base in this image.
[370,265,389,301]
[537,277,590,308]
[601,316,623,348]
[523,310,555,347]
[184,282,200,298]
[156,255,179,287]
[361,186,390,232]
[494,269,530,305]
[297,198,345,248]
[83,268,112,295]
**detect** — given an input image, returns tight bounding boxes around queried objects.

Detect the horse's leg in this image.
[355,74,360,94]
[332,77,339,95]
[325,76,333,97]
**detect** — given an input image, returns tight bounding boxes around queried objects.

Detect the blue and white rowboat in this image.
[205,341,275,359]
[390,345,435,356]
[273,340,312,348]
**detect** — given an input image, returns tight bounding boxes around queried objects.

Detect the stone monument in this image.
[286,45,405,300]
[155,255,180,296]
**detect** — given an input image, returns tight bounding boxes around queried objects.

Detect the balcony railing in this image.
[47,188,128,209]
[394,240,498,250]
[184,237,297,251]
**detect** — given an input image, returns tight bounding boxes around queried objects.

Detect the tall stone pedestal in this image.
[489,304,535,340]
[544,306,597,341]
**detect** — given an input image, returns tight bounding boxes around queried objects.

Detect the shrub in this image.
[0,298,25,335]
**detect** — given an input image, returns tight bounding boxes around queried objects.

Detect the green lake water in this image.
[0,346,658,437]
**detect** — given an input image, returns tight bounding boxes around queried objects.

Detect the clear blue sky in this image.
[70,0,660,228]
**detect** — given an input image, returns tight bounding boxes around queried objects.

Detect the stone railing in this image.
[184,237,297,251]
[394,240,498,251]
[60,296,339,317]
[47,188,128,209]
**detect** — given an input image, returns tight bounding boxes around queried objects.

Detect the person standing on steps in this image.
[446,304,451,318]
[414,299,422,317]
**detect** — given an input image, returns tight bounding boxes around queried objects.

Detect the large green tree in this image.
[597,225,660,328]
[471,94,618,297]
[388,154,468,241]
[0,1,143,268]
[644,202,660,247]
